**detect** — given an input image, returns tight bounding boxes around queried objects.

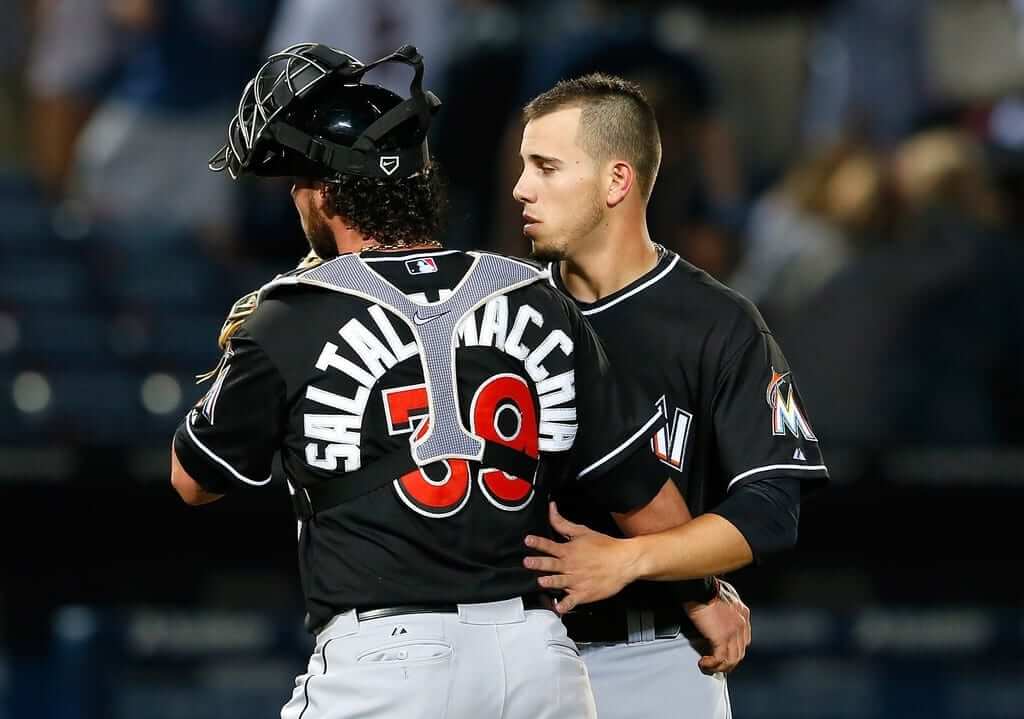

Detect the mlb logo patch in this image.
[406,257,438,275]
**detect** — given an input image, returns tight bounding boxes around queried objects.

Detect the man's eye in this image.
[541,166,556,174]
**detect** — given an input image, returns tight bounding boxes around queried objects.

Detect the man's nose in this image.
[513,174,532,203]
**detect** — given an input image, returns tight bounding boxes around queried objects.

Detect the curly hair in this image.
[321,164,448,246]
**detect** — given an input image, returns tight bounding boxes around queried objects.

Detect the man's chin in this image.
[529,238,565,264]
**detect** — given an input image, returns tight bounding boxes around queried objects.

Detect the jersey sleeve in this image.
[564,301,665,504]
[713,326,829,495]
[570,442,673,514]
[172,331,286,494]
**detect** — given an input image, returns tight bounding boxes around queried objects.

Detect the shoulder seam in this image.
[233,303,301,405]
[709,330,766,413]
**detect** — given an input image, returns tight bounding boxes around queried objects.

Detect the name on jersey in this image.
[303,295,577,471]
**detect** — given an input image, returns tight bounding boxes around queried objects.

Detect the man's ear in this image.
[607,161,635,207]
[315,181,336,217]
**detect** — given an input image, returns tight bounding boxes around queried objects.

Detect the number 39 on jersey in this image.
[383,374,540,518]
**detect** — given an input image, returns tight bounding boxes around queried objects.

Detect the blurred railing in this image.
[48,607,308,719]
[6,606,1018,719]
[731,607,1024,719]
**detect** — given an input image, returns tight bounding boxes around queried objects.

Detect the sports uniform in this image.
[171,43,669,718]
[550,246,830,718]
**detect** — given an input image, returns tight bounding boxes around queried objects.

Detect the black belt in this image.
[563,606,700,644]
[354,594,555,622]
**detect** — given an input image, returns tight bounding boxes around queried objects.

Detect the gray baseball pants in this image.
[581,635,732,718]
[281,597,597,718]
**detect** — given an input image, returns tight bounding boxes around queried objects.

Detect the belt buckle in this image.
[626,608,657,644]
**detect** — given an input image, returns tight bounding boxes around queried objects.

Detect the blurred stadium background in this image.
[2,1,1023,717]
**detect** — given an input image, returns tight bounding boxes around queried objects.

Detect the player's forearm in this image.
[170,444,225,506]
[612,480,724,603]
[626,513,753,582]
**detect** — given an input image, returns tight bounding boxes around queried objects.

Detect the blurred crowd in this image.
[3,0,1024,462]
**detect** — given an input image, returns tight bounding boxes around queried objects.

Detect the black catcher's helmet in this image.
[209,43,441,181]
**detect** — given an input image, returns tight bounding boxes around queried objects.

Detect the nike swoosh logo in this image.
[413,310,450,326]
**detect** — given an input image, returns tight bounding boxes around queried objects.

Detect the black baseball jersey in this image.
[550,246,829,608]
[173,248,663,630]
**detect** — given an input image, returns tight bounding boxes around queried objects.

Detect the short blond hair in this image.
[524,73,662,200]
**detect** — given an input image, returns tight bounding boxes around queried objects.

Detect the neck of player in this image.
[559,213,659,304]
[329,222,441,255]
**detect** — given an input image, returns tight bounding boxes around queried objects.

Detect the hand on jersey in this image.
[523,502,640,614]
[684,579,751,675]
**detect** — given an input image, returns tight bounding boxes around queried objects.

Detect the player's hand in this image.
[523,502,641,614]
[684,579,751,675]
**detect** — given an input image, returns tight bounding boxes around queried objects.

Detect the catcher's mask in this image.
[209,43,441,181]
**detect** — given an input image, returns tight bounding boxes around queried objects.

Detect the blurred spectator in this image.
[25,0,118,197]
[984,94,1024,232]
[927,0,1024,104]
[781,129,1024,450]
[518,0,652,96]
[0,0,30,170]
[26,0,277,250]
[892,129,1002,228]
[731,137,888,323]
[695,6,813,184]
[265,0,453,94]
[802,0,927,148]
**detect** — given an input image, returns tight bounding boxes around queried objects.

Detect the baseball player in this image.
[169,45,687,719]
[512,74,830,718]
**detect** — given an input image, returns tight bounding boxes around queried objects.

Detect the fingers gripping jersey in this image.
[267,252,542,466]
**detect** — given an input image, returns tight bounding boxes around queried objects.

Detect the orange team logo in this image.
[766,369,817,441]
[650,396,693,471]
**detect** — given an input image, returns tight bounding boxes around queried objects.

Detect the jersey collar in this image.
[550,244,679,316]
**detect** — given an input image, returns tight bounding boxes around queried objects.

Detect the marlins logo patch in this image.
[766,369,817,441]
